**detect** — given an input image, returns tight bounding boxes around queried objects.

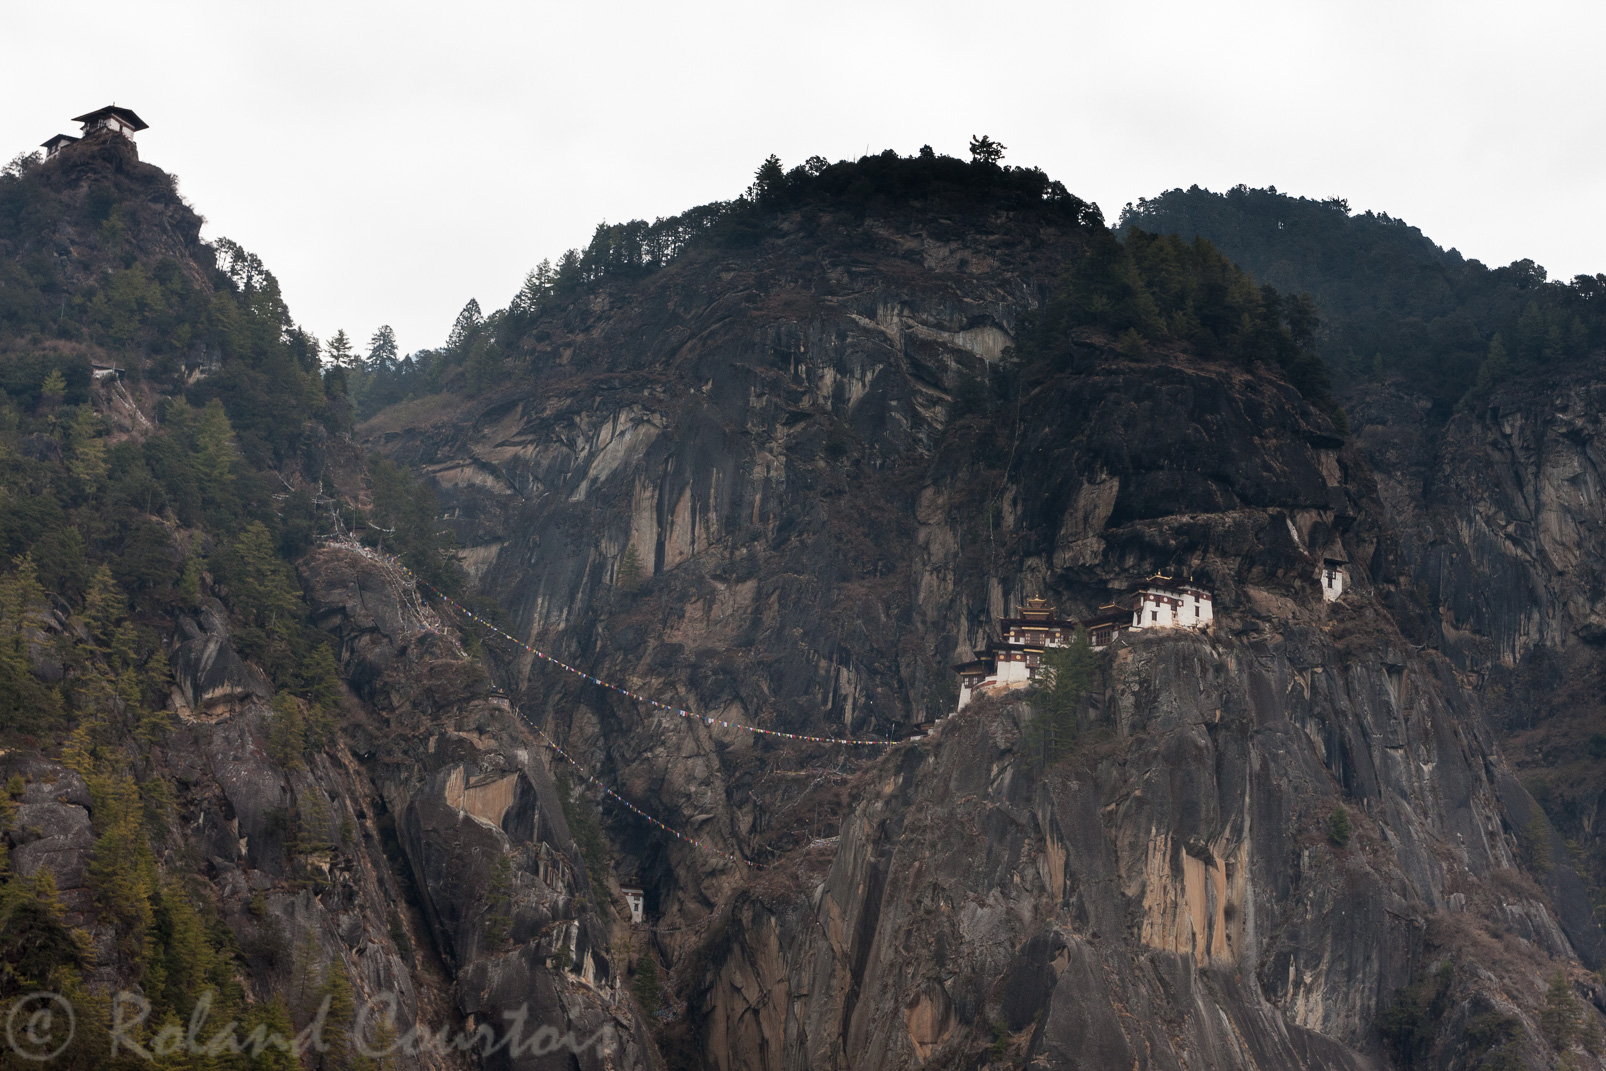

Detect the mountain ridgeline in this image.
[351,150,1337,426]
[3,130,1606,1071]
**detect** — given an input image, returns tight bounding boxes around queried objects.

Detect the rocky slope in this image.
[3,542,661,1070]
[0,133,661,1071]
[364,193,1606,1068]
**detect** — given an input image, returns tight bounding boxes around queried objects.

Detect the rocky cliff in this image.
[6,134,1605,1071]
[363,194,1606,1069]
[1350,364,1606,988]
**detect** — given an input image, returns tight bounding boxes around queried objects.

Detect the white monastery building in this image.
[40,133,79,159]
[953,578,1214,711]
[1129,582,1213,630]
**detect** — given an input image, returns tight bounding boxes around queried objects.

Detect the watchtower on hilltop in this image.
[41,105,148,162]
[73,105,148,141]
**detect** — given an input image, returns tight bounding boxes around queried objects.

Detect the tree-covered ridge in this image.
[0,132,460,1060]
[2,138,343,464]
[351,147,1340,424]
[347,144,1108,414]
[1017,225,1336,421]
[1121,185,1606,413]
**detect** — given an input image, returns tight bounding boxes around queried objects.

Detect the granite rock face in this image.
[1349,369,1606,671]
[170,598,273,718]
[299,545,662,1071]
[363,204,1606,1068]
[2,544,663,1071]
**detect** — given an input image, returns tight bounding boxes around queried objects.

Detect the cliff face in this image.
[1351,366,1606,671]
[3,542,662,1071]
[299,545,658,1071]
[364,203,1606,1068]
[1350,365,1606,980]
[6,134,1603,1070]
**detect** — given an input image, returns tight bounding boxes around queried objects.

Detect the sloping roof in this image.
[40,133,80,149]
[72,105,148,131]
[1081,610,1131,628]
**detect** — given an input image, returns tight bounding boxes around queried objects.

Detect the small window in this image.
[1151,611,1157,622]
[1194,606,1200,617]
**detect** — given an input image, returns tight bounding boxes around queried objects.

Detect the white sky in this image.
[5,0,1603,355]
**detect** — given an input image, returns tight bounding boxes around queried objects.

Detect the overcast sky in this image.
[6,1,1603,355]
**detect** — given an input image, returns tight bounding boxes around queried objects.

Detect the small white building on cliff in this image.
[40,133,79,159]
[1319,558,1347,602]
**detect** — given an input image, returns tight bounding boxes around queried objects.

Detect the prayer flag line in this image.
[378,555,899,748]
[333,542,751,866]
[521,713,745,866]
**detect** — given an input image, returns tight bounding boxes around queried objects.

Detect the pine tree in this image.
[1543,971,1580,1051]
[243,998,300,1071]
[366,325,398,369]
[268,694,308,771]
[1327,807,1352,848]
[150,881,220,1010]
[555,771,610,902]
[83,771,157,955]
[447,300,483,353]
[82,563,128,652]
[299,643,341,746]
[39,368,67,410]
[750,154,786,204]
[317,959,361,1071]
[225,522,301,631]
[510,262,555,319]
[325,330,356,370]
[1024,628,1097,766]
[0,556,65,734]
[969,134,1006,166]
[66,403,108,487]
[483,855,513,947]
[194,397,239,491]
[632,954,660,1011]
[1473,333,1511,396]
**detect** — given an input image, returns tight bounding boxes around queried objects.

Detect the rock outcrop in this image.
[300,545,661,1071]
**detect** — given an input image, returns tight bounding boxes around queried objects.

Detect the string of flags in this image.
[331,541,750,866]
[517,709,746,866]
[377,554,900,748]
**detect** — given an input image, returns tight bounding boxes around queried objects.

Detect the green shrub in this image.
[1543,971,1581,1051]
[1327,807,1352,848]
[633,953,660,1010]
[1023,629,1097,768]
